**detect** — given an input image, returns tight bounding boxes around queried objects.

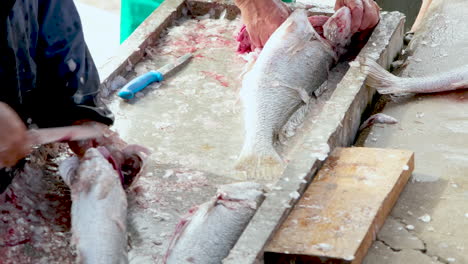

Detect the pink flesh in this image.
[236,25,253,54]
[163,205,199,263]
[323,6,353,49]
[96,146,125,186]
[308,15,330,36]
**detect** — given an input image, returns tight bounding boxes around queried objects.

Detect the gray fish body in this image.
[362,58,468,94]
[164,182,264,264]
[60,148,128,264]
[236,9,336,178]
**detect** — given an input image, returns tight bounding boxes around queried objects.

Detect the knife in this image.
[26,125,105,146]
[117,53,193,100]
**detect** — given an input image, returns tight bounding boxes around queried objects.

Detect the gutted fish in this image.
[164,182,265,264]
[236,8,352,179]
[59,148,130,264]
[362,58,468,95]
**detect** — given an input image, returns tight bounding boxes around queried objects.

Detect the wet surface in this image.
[105,15,350,261]
[106,15,349,182]
[0,13,351,263]
[359,1,468,263]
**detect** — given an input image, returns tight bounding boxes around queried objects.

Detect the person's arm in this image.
[26,0,113,128]
[0,102,31,168]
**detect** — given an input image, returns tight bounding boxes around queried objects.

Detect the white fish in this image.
[362,57,468,95]
[359,113,398,130]
[59,148,129,264]
[236,8,352,179]
[164,182,264,264]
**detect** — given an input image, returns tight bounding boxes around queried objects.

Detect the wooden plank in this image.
[223,12,405,264]
[264,147,414,264]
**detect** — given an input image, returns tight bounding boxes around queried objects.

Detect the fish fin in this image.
[235,145,285,181]
[281,83,311,103]
[451,80,468,90]
[361,57,408,95]
[285,17,315,55]
[239,56,257,80]
[280,102,312,143]
[58,156,80,187]
[313,81,328,98]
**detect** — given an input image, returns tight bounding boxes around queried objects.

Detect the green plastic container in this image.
[120,0,164,43]
[120,0,295,43]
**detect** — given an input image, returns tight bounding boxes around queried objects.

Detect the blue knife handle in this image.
[117,71,164,99]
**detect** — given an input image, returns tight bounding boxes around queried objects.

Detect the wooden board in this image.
[264,147,414,264]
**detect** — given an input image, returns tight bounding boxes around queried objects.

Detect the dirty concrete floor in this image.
[358,1,468,263]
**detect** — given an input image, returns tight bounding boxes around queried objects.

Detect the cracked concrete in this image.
[359,1,468,263]
[365,241,443,264]
[377,217,425,251]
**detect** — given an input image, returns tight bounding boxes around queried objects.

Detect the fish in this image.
[361,57,468,95]
[359,113,398,130]
[164,182,265,264]
[59,147,133,264]
[235,8,353,179]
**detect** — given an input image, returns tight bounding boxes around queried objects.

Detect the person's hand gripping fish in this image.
[235,0,381,53]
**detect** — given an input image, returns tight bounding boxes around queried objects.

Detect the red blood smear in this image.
[162,30,236,56]
[201,71,230,87]
[236,25,253,54]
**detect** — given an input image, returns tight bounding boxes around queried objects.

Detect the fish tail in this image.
[235,144,284,181]
[361,58,408,95]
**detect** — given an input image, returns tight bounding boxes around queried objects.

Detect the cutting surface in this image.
[265,147,414,263]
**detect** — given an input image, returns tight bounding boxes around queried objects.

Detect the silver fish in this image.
[236,8,352,179]
[362,58,468,95]
[59,148,129,264]
[359,113,398,130]
[164,182,265,264]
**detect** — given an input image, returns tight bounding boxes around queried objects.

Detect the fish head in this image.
[70,148,113,194]
[120,144,151,189]
[282,9,311,36]
[216,182,265,209]
[96,145,150,190]
[323,6,352,50]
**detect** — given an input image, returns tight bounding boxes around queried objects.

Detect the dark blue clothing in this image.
[0,0,113,127]
[0,0,114,193]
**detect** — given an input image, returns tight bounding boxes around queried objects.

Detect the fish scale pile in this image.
[152,15,242,59]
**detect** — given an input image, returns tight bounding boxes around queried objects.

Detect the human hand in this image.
[335,0,380,34]
[234,0,291,50]
[68,120,150,188]
[0,102,32,168]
